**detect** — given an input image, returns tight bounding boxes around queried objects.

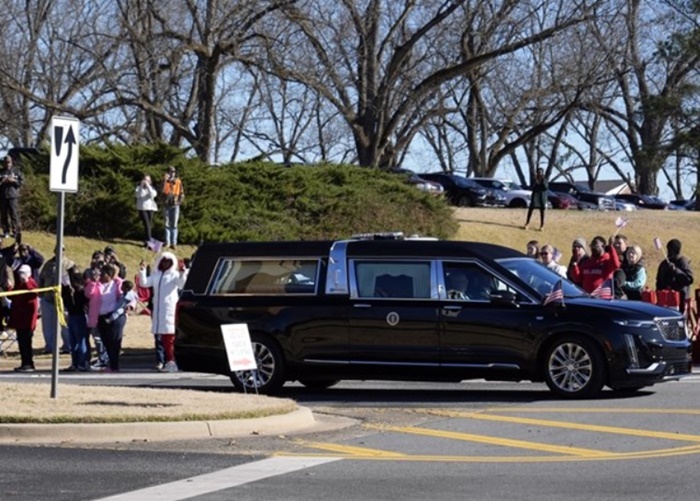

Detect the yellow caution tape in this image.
[0,285,66,327]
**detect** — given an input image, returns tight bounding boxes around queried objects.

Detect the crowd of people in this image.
[527,234,694,311]
[0,239,189,374]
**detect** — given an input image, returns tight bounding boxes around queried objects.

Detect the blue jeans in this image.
[154,334,165,366]
[68,313,89,370]
[98,314,126,371]
[164,205,180,247]
[40,297,69,352]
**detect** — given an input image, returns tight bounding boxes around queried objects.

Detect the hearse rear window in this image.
[354,261,431,298]
[209,259,319,295]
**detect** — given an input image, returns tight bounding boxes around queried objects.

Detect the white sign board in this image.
[50,116,80,193]
[221,323,258,372]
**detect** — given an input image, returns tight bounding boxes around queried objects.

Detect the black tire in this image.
[299,379,341,389]
[509,198,527,208]
[543,335,606,399]
[457,195,474,207]
[229,335,286,394]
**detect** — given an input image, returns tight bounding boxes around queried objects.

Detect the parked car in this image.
[669,198,696,211]
[614,200,638,211]
[546,190,578,210]
[471,178,537,208]
[548,182,616,210]
[176,234,692,399]
[390,168,445,195]
[614,194,668,210]
[419,172,506,207]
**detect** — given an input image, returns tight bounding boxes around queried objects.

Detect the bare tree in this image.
[248,0,598,170]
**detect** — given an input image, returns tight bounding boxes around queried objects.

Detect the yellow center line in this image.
[364,423,610,457]
[422,410,700,443]
[481,407,700,416]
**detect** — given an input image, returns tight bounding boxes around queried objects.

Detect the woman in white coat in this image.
[135,174,158,247]
[138,251,186,372]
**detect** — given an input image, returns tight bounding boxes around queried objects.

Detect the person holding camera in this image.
[161,166,184,250]
[135,173,158,247]
[0,156,24,242]
[103,246,127,279]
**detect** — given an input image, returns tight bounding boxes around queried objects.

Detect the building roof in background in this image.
[593,180,631,195]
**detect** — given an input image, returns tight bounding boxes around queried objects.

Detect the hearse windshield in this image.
[496,257,586,299]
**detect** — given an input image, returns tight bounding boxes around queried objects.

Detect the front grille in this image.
[664,361,691,376]
[655,317,687,341]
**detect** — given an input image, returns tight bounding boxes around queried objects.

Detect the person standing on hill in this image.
[0,156,24,242]
[523,168,548,231]
[656,238,694,313]
[161,166,184,250]
[135,174,158,247]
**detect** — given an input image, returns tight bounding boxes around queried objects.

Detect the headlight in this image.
[613,319,655,328]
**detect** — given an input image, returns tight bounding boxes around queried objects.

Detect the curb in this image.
[0,407,319,444]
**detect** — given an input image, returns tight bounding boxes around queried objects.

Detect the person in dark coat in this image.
[0,156,24,242]
[621,245,646,300]
[656,238,694,313]
[9,264,39,372]
[523,168,548,231]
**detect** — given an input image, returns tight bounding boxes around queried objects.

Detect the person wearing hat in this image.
[656,238,694,313]
[37,246,74,354]
[0,155,24,242]
[9,264,39,372]
[139,251,187,372]
[161,166,184,250]
[569,235,620,293]
[567,237,589,282]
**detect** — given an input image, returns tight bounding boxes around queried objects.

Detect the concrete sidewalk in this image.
[0,352,357,444]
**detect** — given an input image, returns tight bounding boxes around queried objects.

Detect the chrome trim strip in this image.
[626,363,663,375]
[441,363,520,370]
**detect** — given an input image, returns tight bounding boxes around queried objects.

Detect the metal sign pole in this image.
[50,191,65,399]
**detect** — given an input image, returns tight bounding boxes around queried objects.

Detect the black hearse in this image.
[175,235,691,398]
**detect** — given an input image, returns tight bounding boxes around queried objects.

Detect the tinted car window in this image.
[354,260,431,298]
[497,257,585,298]
[444,262,521,301]
[209,259,319,294]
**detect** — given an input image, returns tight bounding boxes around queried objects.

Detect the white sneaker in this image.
[162,361,178,373]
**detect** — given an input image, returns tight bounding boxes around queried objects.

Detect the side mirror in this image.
[489,290,518,306]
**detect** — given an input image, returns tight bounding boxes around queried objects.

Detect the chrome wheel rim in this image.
[548,342,593,393]
[234,342,275,389]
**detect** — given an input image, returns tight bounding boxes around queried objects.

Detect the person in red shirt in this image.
[10,264,39,372]
[569,235,620,293]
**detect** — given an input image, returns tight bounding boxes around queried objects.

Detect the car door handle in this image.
[354,304,372,308]
[442,305,463,311]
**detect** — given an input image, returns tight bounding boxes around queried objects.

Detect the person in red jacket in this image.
[10,264,39,372]
[569,235,620,293]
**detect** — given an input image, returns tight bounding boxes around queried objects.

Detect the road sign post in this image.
[49,116,80,398]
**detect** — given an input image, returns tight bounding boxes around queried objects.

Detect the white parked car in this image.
[470,178,551,208]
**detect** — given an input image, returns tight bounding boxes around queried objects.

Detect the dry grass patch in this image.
[0,383,297,424]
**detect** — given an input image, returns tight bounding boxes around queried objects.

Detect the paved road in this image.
[2,371,700,500]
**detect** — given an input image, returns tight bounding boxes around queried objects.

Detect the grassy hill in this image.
[452,207,699,287]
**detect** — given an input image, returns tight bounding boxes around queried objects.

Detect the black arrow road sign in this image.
[62,126,76,184]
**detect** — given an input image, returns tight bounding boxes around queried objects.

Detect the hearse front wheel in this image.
[543,335,605,399]
[229,335,286,394]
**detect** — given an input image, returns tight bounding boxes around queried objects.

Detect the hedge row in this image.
[19,143,458,243]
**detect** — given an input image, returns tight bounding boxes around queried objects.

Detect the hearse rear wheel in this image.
[544,335,605,399]
[230,335,285,394]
